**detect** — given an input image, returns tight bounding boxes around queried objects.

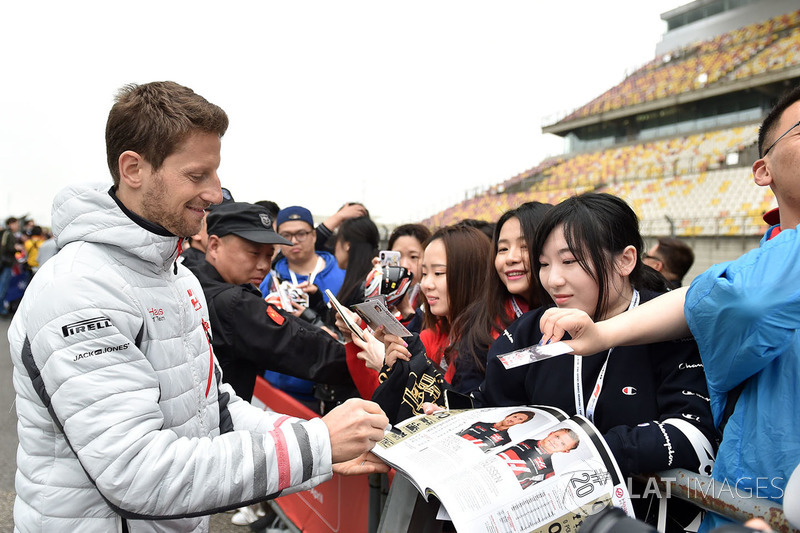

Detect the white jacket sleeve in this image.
[20,265,332,518]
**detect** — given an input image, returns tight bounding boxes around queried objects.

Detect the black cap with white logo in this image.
[206,202,292,245]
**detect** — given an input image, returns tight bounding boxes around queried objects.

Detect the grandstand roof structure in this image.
[422,0,799,239]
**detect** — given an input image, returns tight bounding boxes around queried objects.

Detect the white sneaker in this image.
[230,505,264,526]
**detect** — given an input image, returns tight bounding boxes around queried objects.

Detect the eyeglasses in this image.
[279,230,313,243]
[642,253,663,264]
[762,119,800,157]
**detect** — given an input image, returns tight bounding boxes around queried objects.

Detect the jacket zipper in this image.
[202,318,214,397]
[173,237,184,274]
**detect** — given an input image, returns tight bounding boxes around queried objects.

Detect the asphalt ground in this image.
[0,316,272,533]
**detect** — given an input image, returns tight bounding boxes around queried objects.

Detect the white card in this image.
[497,341,573,369]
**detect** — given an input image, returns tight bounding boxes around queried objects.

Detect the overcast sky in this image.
[1,1,688,228]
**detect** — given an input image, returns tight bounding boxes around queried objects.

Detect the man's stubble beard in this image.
[140,172,200,237]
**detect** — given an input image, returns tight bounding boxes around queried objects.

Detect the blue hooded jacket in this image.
[260,251,346,401]
[259,251,345,303]
[686,226,800,531]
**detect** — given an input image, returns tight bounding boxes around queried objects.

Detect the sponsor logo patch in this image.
[622,386,637,396]
[148,308,166,322]
[62,317,113,338]
[187,289,202,311]
[73,342,130,362]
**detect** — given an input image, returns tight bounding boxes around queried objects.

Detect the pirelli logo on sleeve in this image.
[62,316,113,338]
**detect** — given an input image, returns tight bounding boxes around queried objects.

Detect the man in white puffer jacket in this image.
[8,81,389,533]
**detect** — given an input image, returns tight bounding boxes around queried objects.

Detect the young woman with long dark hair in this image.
[474,193,717,531]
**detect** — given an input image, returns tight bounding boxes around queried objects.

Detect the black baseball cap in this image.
[205,187,235,213]
[206,202,292,245]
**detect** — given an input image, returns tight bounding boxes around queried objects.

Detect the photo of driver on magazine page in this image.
[497,428,580,489]
[456,410,536,452]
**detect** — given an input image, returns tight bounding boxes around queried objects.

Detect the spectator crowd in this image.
[5,80,799,533]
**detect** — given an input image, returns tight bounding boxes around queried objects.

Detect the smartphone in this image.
[379,250,401,267]
[444,389,474,410]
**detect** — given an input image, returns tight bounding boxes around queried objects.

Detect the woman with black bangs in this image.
[474,192,717,532]
[332,214,380,308]
[445,201,552,391]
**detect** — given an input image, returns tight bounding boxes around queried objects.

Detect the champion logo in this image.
[503,329,514,343]
[682,413,700,422]
[187,289,202,311]
[622,386,637,396]
[682,389,710,402]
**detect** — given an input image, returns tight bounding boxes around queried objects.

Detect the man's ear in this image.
[616,245,637,277]
[206,234,221,261]
[753,158,772,187]
[118,150,147,190]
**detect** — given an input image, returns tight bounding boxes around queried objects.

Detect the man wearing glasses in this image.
[263,205,347,409]
[273,205,346,312]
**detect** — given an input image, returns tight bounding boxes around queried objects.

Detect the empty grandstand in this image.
[421,0,800,282]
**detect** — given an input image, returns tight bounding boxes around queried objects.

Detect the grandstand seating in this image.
[423,9,798,237]
[559,9,800,121]
[423,123,776,237]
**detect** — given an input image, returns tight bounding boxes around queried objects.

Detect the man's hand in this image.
[332,451,390,476]
[538,307,610,355]
[322,398,389,463]
[297,280,318,295]
[743,518,773,531]
[324,203,368,232]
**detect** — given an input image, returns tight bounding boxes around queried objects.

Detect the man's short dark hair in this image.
[457,218,496,241]
[657,237,694,281]
[105,81,229,188]
[5,217,18,227]
[255,200,281,219]
[758,84,800,157]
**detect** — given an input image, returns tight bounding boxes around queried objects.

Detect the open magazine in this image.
[372,405,634,533]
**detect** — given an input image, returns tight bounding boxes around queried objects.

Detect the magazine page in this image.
[373,406,633,533]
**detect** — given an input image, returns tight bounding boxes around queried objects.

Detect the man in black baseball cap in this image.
[183,201,353,405]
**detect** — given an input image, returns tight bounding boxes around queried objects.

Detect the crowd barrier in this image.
[251,376,373,533]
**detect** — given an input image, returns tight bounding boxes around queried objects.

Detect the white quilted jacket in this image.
[9,183,332,532]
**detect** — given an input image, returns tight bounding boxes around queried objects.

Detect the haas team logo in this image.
[187,289,202,311]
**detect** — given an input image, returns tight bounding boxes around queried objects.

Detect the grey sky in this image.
[1,1,686,227]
